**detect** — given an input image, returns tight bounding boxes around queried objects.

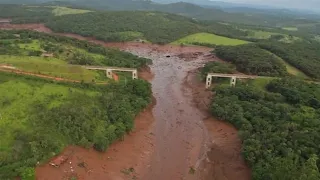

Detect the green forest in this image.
[258,41,320,79]
[211,78,320,180]
[0,30,151,68]
[45,11,249,43]
[214,44,288,76]
[0,72,151,179]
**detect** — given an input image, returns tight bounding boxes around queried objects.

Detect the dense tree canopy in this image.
[214,44,288,76]
[211,78,320,180]
[200,61,236,80]
[45,11,249,43]
[258,40,320,79]
[0,30,151,68]
[0,71,152,179]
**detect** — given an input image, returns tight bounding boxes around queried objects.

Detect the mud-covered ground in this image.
[0,23,250,180]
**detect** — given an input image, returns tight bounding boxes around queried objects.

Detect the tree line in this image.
[0,30,152,68]
[214,44,288,77]
[258,40,320,79]
[211,78,320,179]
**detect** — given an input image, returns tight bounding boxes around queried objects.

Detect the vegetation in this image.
[0,71,151,179]
[214,44,288,76]
[172,33,249,46]
[45,11,250,44]
[267,52,309,79]
[52,6,92,16]
[0,4,53,23]
[200,61,236,80]
[0,1,318,27]
[258,41,320,79]
[0,30,151,67]
[211,78,320,180]
[282,27,298,31]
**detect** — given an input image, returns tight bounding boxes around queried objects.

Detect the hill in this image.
[0,30,152,179]
[45,11,248,44]
[1,0,319,27]
[0,30,151,82]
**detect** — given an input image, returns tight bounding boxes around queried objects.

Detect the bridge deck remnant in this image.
[206,73,263,88]
[84,66,138,79]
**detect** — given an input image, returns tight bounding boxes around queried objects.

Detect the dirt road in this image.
[1,24,250,180]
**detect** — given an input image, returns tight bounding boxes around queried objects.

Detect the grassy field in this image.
[0,55,105,82]
[282,27,298,31]
[247,30,279,39]
[18,40,41,51]
[52,6,92,16]
[0,76,98,152]
[246,30,300,42]
[171,33,249,46]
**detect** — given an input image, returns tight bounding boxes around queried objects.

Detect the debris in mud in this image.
[189,166,196,174]
[177,52,204,61]
[49,155,69,167]
[166,55,171,58]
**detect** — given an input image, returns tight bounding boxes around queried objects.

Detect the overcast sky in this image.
[216,0,320,11]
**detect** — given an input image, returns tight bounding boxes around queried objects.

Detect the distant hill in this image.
[0,0,318,26]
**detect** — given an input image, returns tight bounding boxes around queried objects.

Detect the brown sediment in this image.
[2,23,251,180]
[36,97,156,180]
[184,69,252,180]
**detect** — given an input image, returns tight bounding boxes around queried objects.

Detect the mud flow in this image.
[0,24,250,180]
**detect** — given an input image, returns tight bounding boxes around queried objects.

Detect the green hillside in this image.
[0,71,151,179]
[172,32,249,46]
[0,30,152,179]
[45,11,249,43]
[0,30,151,82]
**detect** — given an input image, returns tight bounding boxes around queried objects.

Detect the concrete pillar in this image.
[230,76,237,87]
[106,69,113,79]
[206,75,212,89]
[132,70,137,79]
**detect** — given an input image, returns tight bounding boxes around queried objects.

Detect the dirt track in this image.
[0,24,251,180]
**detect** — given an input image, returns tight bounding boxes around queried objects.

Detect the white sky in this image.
[214,0,320,10]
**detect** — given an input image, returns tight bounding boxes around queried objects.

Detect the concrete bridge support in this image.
[230,76,237,87]
[206,73,261,89]
[106,69,113,79]
[84,66,138,80]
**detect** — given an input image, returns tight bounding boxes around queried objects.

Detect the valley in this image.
[1,2,320,180]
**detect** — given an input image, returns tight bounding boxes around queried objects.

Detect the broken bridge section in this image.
[206,73,266,88]
[83,66,138,80]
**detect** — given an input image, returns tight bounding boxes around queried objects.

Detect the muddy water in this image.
[0,23,251,180]
[124,48,213,180]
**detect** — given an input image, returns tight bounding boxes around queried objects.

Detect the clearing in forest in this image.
[246,30,300,42]
[52,6,92,16]
[282,27,298,31]
[263,50,309,79]
[171,32,249,46]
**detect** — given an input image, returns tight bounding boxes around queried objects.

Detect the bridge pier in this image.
[205,73,260,89]
[230,76,237,86]
[132,70,137,79]
[206,75,212,89]
[106,69,113,79]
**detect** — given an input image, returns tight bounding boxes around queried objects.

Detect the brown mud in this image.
[1,23,250,180]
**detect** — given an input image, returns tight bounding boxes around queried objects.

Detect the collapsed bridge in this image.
[206,73,268,88]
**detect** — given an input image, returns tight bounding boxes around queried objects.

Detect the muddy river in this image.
[0,23,250,180]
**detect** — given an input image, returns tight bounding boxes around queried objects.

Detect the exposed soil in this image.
[184,69,251,180]
[36,98,156,180]
[1,23,251,180]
